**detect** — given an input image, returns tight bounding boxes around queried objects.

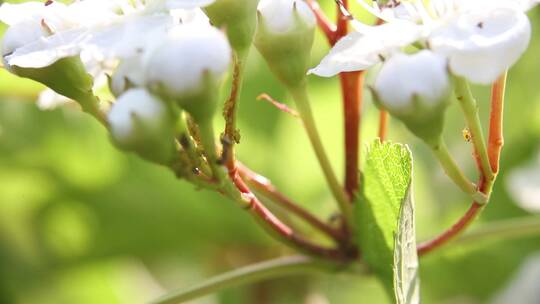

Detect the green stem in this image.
[150,256,333,304]
[77,93,108,127]
[223,50,248,150]
[454,77,494,182]
[430,139,487,204]
[454,216,540,246]
[196,119,242,201]
[288,84,353,226]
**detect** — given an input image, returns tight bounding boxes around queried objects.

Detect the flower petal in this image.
[6,29,88,68]
[6,14,173,69]
[430,7,531,84]
[309,21,422,77]
[166,0,216,9]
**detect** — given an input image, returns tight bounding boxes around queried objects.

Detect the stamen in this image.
[41,19,55,35]
[44,0,54,6]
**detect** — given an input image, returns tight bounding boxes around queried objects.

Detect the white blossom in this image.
[257,0,316,33]
[108,88,168,144]
[373,50,450,116]
[145,24,231,98]
[0,0,214,69]
[311,0,538,84]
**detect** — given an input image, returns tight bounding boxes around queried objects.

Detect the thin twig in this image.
[228,166,351,261]
[305,0,337,44]
[222,52,247,172]
[237,163,346,243]
[257,93,299,117]
[335,0,351,41]
[378,110,388,141]
[488,72,507,174]
[418,74,509,255]
[151,255,335,304]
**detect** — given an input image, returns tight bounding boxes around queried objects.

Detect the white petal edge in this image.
[166,0,216,9]
[309,21,422,77]
[430,7,531,84]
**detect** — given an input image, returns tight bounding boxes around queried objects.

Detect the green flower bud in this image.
[8,56,97,110]
[205,0,260,53]
[108,88,177,164]
[254,0,316,88]
[372,50,451,146]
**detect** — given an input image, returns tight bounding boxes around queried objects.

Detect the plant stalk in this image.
[454,77,494,182]
[151,255,334,304]
[289,83,353,228]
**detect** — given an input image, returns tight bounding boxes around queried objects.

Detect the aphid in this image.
[462,128,472,142]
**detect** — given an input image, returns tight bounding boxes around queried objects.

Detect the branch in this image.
[339,71,364,198]
[151,255,334,304]
[222,52,248,172]
[418,73,509,255]
[335,0,349,42]
[417,201,483,256]
[454,76,494,182]
[378,110,388,141]
[488,72,507,174]
[237,163,346,243]
[306,0,337,44]
[228,166,350,261]
[288,85,353,228]
[257,93,299,117]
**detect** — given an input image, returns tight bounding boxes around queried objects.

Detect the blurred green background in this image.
[1,1,540,303]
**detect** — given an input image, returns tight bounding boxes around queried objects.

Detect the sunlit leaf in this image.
[354,140,419,303]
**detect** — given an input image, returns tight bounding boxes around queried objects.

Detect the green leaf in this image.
[355,140,419,303]
[394,183,420,304]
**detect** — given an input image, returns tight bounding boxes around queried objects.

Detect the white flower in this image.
[311,0,538,84]
[309,21,422,77]
[429,6,531,84]
[108,88,168,144]
[257,0,316,33]
[373,50,450,116]
[0,0,214,69]
[145,24,231,98]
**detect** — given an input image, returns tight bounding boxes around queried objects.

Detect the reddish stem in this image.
[418,74,508,256]
[237,163,345,242]
[335,0,349,42]
[228,166,349,260]
[417,203,483,256]
[306,0,337,44]
[488,73,507,174]
[378,110,389,141]
[339,72,364,198]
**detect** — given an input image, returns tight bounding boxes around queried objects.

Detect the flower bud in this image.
[254,0,316,88]
[145,24,231,123]
[205,0,260,53]
[108,88,177,164]
[110,57,146,98]
[2,20,97,111]
[372,50,451,145]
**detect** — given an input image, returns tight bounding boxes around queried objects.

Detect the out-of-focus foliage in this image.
[1,1,540,303]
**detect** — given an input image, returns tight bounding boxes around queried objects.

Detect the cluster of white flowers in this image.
[310,0,538,117]
[2,0,536,159]
[0,0,232,149]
